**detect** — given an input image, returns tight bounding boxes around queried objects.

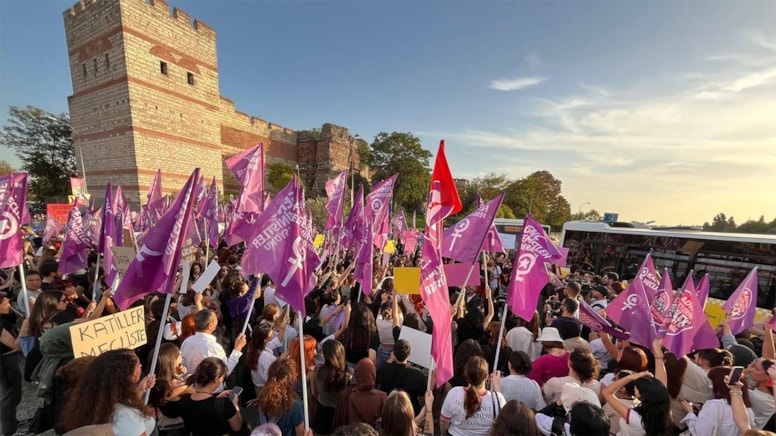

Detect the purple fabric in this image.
[226,143,264,214]
[0,173,29,268]
[607,254,660,326]
[723,268,759,335]
[60,199,89,275]
[325,170,348,231]
[442,192,504,264]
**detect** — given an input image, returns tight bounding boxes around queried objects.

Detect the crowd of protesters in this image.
[2,226,776,436]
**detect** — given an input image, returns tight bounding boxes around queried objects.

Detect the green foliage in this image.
[363,132,432,213]
[703,213,776,234]
[266,162,295,192]
[502,170,570,231]
[0,106,76,200]
[305,197,328,233]
[570,209,602,221]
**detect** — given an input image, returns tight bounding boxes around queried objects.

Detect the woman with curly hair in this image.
[312,340,350,434]
[440,356,505,436]
[255,357,305,436]
[58,349,157,435]
[340,303,378,366]
[161,357,242,435]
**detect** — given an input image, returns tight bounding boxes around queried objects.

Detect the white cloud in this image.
[489,76,546,91]
[749,30,776,51]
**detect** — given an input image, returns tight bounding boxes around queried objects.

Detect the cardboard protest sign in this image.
[384,240,396,254]
[393,267,421,294]
[443,263,480,287]
[47,203,71,226]
[314,234,325,250]
[111,246,136,277]
[192,260,220,293]
[69,306,146,357]
[399,326,433,369]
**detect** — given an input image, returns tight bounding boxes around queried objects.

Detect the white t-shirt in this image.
[112,404,156,436]
[505,326,542,361]
[543,375,601,404]
[440,386,506,436]
[681,399,754,436]
[617,409,646,436]
[749,387,776,429]
[500,374,546,410]
[251,349,277,388]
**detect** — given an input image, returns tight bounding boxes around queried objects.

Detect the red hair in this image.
[287,335,317,379]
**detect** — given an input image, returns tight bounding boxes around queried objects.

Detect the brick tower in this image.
[63,0,364,205]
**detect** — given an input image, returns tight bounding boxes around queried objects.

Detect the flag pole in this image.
[492,302,509,373]
[426,357,436,392]
[18,262,30,317]
[204,220,210,263]
[241,274,262,336]
[92,252,101,302]
[297,312,310,431]
[144,292,173,404]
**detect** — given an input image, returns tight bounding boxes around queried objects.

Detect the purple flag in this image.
[693,320,721,351]
[60,199,89,275]
[579,300,630,340]
[0,173,29,268]
[696,274,710,309]
[198,177,219,248]
[365,174,398,232]
[354,192,374,296]
[240,177,320,316]
[419,235,454,388]
[392,210,408,234]
[42,216,64,244]
[506,217,564,321]
[442,193,504,264]
[402,230,420,255]
[616,278,659,348]
[664,279,708,357]
[325,170,348,231]
[607,254,660,326]
[476,194,505,253]
[146,169,163,225]
[226,143,264,214]
[85,206,103,250]
[114,185,131,248]
[113,169,200,310]
[649,269,674,335]
[341,186,365,250]
[99,185,120,286]
[723,268,759,335]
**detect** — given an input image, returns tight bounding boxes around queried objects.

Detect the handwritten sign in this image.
[181,243,198,263]
[46,203,71,226]
[111,246,136,277]
[393,267,421,295]
[69,306,147,357]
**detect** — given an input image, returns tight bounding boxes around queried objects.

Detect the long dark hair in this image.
[708,366,752,407]
[341,303,376,354]
[490,400,541,436]
[454,339,484,383]
[633,376,671,435]
[464,356,489,419]
[147,343,181,406]
[29,291,62,337]
[59,349,152,432]
[246,323,273,371]
[317,340,348,392]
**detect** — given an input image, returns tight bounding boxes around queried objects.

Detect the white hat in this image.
[536,327,563,342]
[561,382,601,413]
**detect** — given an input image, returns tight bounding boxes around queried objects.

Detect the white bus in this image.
[560,221,776,308]
[493,218,552,251]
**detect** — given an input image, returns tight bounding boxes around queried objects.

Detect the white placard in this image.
[398,326,433,369]
[192,260,221,293]
[179,260,191,294]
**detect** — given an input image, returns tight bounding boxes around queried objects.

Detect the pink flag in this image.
[442,193,504,264]
[693,321,721,351]
[392,210,408,234]
[226,143,264,214]
[664,278,708,357]
[695,274,710,309]
[85,205,103,250]
[419,235,454,388]
[505,217,564,321]
[240,177,320,316]
[113,185,131,248]
[402,230,420,255]
[99,184,120,286]
[146,169,163,220]
[476,194,505,253]
[0,173,29,268]
[354,203,374,296]
[723,268,759,335]
[325,170,348,231]
[60,199,89,275]
[649,269,674,335]
[341,186,365,250]
[365,174,398,234]
[42,216,64,244]
[197,177,219,249]
[615,278,659,348]
[606,254,660,326]
[113,169,200,310]
[579,299,630,340]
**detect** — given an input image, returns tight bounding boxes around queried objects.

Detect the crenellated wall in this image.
[64,0,364,207]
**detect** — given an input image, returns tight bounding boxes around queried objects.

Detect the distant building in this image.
[63,0,365,204]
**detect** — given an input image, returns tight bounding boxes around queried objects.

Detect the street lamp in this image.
[47,115,88,193]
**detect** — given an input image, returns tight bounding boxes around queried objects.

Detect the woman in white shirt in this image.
[245,323,276,396]
[505,311,542,361]
[440,356,505,436]
[681,366,755,436]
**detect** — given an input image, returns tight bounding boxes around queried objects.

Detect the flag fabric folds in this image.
[60,198,89,275]
[240,177,320,316]
[723,268,759,335]
[664,276,708,357]
[325,170,348,231]
[226,143,264,214]
[505,216,564,321]
[606,254,660,326]
[579,300,630,340]
[0,172,29,268]
[442,193,504,264]
[476,193,505,253]
[113,169,200,310]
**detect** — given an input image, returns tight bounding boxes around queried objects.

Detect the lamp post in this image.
[578,202,591,219]
[48,115,88,193]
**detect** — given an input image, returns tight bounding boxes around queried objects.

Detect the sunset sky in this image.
[1,1,775,226]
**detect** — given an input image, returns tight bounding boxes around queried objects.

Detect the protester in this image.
[439,356,505,436]
[246,323,277,396]
[681,366,755,435]
[312,340,350,434]
[543,347,600,403]
[0,294,26,436]
[380,390,433,436]
[526,327,569,386]
[147,343,192,433]
[340,358,387,427]
[254,358,305,436]
[340,303,378,366]
[286,335,317,398]
[375,339,427,414]
[489,400,541,436]
[505,312,542,361]
[499,350,546,410]
[180,308,247,375]
[601,371,672,436]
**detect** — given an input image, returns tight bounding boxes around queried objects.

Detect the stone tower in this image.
[63,0,364,205]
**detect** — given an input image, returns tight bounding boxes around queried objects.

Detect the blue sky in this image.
[1,0,775,225]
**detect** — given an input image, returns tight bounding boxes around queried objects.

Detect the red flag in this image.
[426,140,462,233]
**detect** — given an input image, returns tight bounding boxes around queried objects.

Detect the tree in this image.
[362,132,432,213]
[503,170,569,229]
[570,209,602,221]
[0,160,13,176]
[305,197,328,233]
[0,106,76,200]
[266,162,295,192]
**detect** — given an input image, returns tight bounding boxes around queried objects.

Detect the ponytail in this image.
[464,385,482,418]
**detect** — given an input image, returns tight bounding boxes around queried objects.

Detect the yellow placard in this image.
[384,240,396,254]
[705,297,772,329]
[69,306,147,357]
[393,267,421,295]
[314,234,325,250]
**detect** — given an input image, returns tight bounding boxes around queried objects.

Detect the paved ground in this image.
[15,362,54,436]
